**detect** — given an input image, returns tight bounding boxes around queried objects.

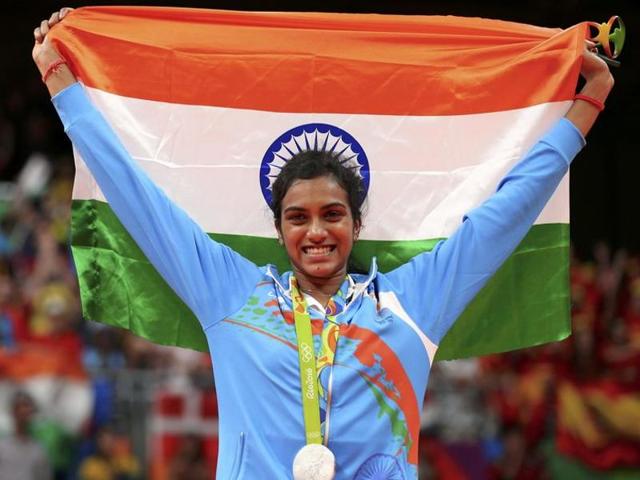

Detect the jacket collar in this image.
[265,257,378,312]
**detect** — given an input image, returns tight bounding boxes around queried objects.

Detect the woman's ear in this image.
[353,220,361,241]
[274,223,282,245]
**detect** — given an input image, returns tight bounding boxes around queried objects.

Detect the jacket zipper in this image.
[229,432,246,479]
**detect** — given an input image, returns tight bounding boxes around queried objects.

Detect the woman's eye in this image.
[287,214,306,223]
[325,210,343,220]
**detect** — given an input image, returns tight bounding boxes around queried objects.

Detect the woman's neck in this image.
[293,270,346,307]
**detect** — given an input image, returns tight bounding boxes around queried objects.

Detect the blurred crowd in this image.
[1,78,639,480]
[421,244,640,479]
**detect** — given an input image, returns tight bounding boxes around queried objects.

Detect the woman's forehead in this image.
[282,176,349,208]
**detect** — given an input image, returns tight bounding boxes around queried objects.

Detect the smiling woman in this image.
[281,177,356,285]
[272,151,363,307]
[32,7,614,480]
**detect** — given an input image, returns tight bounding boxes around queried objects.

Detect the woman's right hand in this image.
[33,8,73,73]
[33,8,77,95]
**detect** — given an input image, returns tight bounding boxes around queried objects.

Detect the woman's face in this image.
[279,175,359,283]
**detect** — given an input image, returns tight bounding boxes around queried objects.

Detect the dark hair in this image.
[271,150,365,230]
[11,390,35,410]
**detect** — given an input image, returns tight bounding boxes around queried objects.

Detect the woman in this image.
[33,8,613,480]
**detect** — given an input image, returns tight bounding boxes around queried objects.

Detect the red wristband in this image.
[42,58,67,83]
[574,94,605,112]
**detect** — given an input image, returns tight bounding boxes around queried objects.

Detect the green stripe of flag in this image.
[71,199,570,360]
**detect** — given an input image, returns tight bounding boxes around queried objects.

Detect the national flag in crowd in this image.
[556,378,640,470]
[50,6,585,360]
[0,344,92,438]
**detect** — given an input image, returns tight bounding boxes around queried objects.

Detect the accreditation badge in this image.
[292,444,336,480]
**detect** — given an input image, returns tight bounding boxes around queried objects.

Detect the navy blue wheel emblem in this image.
[354,454,405,479]
[259,123,370,207]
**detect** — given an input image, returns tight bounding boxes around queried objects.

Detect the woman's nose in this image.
[307,219,327,240]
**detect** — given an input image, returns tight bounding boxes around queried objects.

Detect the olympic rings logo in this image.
[300,343,314,363]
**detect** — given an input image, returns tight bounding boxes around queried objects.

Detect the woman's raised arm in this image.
[33,9,264,328]
[385,45,614,346]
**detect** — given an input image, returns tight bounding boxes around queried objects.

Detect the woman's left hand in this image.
[580,41,614,97]
[564,41,614,136]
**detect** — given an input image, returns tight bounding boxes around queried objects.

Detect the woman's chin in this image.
[297,260,344,281]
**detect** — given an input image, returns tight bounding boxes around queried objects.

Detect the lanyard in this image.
[291,278,342,446]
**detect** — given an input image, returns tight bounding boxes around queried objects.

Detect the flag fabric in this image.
[50,6,585,360]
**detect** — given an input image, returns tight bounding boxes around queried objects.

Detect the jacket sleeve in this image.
[384,118,585,345]
[53,83,264,328]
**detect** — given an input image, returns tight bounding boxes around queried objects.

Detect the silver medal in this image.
[292,444,336,480]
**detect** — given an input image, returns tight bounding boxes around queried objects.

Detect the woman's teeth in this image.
[303,246,333,255]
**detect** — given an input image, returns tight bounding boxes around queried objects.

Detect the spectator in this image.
[168,434,210,480]
[77,426,140,480]
[0,390,52,480]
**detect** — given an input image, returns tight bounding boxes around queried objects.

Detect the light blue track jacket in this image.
[54,82,584,479]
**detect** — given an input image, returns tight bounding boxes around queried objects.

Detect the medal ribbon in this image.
[291,278,342,446]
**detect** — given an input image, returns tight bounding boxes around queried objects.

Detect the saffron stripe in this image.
[50,7,584,114]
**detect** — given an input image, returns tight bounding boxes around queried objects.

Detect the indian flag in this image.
[50,6,585,360]
[0,345,92,436]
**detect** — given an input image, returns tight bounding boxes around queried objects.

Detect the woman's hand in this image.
[579,42,615,101]
[565,42,615,137]
[33,8,76,96]
[33,8,72,68]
